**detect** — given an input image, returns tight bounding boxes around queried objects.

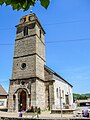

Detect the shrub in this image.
[37,107,41,114]
[26,106,34,113]
[26,106,41,114]
[34,106,37,112]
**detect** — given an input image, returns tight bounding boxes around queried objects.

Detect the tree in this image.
[73,93,90,100]
[0,0,50,11]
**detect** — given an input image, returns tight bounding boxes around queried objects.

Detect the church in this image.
[8,13,73,112]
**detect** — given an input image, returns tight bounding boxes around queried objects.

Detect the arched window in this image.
[28,16,31,21]
[56,88,58,98]
[62,90,64,99]
[23,18,26,23]
[23,27,28,36]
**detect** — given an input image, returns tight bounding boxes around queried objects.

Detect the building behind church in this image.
[8,14,73,112]
[0,84,7,111]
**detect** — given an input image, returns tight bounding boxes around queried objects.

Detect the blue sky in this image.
[0,0,90,94]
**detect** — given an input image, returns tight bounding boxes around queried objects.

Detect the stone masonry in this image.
[8,13,73,112]
[8,14,46,111]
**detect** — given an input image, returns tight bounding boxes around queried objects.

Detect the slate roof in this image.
[0,84,7,96]
[44,65,73,87]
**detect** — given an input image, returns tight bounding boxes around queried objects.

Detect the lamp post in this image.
[59,87,62,118]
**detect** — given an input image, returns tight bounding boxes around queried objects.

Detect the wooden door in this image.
[20,90,26,111]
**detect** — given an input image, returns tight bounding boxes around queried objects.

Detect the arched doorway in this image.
[19,90,27,111]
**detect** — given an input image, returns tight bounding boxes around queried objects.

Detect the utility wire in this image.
[0,80,9,83]
[1,18,90,30]
[1,37,90,46]
[45,37,90,43]
[0,27,15,31]
[43,19,90,26]
[0,43,14,45]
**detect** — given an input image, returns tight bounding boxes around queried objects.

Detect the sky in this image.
[0,0,90,94]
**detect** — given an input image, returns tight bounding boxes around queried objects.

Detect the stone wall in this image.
[49,82,54,109]
[31,80,36,107]
[44,69,52,82]
[36,55,45,80]
[44,68,55,109]
[14,36,36,58]
[36,79,45,110]
[12,55,36,79]
[36,31,45,60]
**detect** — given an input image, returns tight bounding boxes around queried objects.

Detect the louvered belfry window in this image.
[23,27,28,36]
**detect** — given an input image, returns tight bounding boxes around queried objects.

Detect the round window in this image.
[21,63,26,70]
[21,80,25,85]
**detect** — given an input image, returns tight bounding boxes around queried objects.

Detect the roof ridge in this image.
[0,84,7,96]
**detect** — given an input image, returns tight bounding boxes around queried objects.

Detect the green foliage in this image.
[40,0,50,9]
[26,106,41,114]
[37,107,41,114]
[26,106,34,112]
[0,0,50,11]
[73,93,90,100]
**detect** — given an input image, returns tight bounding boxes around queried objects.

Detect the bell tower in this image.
[8,14,46,111]
[13,13,45,80]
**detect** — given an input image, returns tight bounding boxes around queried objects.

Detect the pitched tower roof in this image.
[0,84,7,96]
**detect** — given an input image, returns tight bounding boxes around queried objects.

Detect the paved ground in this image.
[0,111,19,118]
[0,111,74,119]
[39,111,73,119]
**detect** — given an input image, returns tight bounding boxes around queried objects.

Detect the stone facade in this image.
[8,13,73,112]
[8,14,46,111]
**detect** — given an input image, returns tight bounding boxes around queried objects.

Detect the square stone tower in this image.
[8,14,46,112]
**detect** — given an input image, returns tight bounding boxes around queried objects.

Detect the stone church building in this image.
[8,13,73,112]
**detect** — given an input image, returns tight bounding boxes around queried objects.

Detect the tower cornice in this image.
[15,14,46,35]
